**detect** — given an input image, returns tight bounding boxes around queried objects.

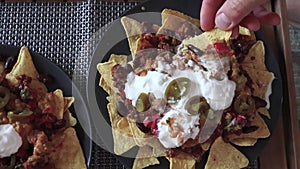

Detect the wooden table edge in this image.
[260,0,300,169]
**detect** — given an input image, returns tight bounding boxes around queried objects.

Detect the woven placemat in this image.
[0,1,258,169]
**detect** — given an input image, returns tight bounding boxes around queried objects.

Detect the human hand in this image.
[200,0,281,31]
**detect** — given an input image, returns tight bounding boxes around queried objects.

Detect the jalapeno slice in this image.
[233,94,255,115]
[0,86,10,109]
[135,93,151,112]
[7,110,33,123]
[165,77,190,103]
[185,96,209,115]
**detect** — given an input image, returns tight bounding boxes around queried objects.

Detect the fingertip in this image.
[239,15,261,31]
[200,22,215,31]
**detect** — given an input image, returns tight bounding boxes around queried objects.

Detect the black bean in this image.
[53,119,66,129]
[242,125,259,133]
[4,56,16,73]
[116,101,128,117]
[136,122,150,133]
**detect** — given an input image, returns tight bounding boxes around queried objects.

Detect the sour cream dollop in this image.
[0,124,22,158]
[157,109,200,148]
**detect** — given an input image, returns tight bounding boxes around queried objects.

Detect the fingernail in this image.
[215,13,232,30]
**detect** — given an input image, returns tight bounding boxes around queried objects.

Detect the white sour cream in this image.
[198,76,236,110]
[265,73,275,109]
[124,60,236,148]
[157,109,200,148]
[124,67,236,111]
[0,124,22,158]
[124,71,169,106]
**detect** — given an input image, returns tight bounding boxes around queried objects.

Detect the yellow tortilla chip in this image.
[53,89,65,120]
[205,137,249,169]
[228,114,270,146]
[157,9,200,39]
[5,47,47,94]
[203,28,232,43]
[182,33,211,51]
[241,41,267,70]
[128,121,152,147]
[168,152,196,169]
[258,107,271,119]
[133,146,160,169]
[238,26,256,40]
[97,54,127,94]
[182,28,231,51]
[50,128,86,169]
[6,47,39,84]
[64,97,75,112]
[121,17,159,58]
[107,102,136,155]
[64,109,77,127]
[242,67,274,100]
[229,138,258,147]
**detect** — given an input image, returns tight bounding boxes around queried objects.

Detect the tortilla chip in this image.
[161,9,200,28]
[241,41,267,70]
[157,9,201,39]
[228,114,270,146]
[121,17,159,58]
[107,102,136,155]
[238,26,256,40]
[182,33,211,51]
[129,121,158,147]
[203,28,232,43]
[50,128,86,169]
[258,107,271,119]
[201,138,213,151]
[136,145,156,158]
[205,137,249,169]
[64,110,77,127]
[97,54,128,94]
[133,146,160,169]
[168,152,196,169]
[242,67,274,100]
[64,97,75,112]
[6,47,39,84]
[53,89,65,120]
[229,138,258,147]
[152,145,167,157]
[5,47,47,94]
[182,27,231,52]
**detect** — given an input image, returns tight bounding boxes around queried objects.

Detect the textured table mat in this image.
[0,1,258,168]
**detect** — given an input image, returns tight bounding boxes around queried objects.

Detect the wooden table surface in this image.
[259,0,300,169]
[1,0,298,169]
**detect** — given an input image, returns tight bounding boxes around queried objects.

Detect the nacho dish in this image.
[97,9,274,169]
[0,47,86,169]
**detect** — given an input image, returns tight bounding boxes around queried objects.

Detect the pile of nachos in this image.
[97,9,274,169]
[0,47,86,169]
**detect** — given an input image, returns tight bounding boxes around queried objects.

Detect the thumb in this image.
[215,0,269,30]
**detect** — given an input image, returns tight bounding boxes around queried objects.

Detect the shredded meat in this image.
[23,130,50,169]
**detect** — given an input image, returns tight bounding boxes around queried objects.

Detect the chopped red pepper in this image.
[214,42,231,56]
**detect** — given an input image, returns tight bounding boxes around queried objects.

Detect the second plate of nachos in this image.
[0,45,92,168]
[88,0,283,168]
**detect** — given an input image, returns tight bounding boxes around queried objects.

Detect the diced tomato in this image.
[214,42,231,55]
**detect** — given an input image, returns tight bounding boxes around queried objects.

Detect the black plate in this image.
[87,0,283,168]
[0,45,92,168]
